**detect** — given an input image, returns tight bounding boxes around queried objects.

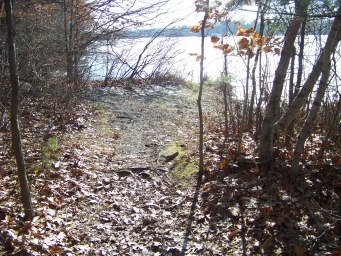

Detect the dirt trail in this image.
[65,85,217,255]
[84,85,200,168]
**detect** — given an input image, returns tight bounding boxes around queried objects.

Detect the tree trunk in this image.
[295,19,306,96]
[258,12,303,162]
[248,0,266,130]
[0,0,5,83]
[5,0,34,221]
[248,48,259,130]
[64,0,75,82]
[222,53,229,139]
[197,3,209,181]
[275,7,341,134]
[285,20,306,149]
[285,46,296,148]
[289,7,341,177]
[238,55,251,154]
[290,59,331,177]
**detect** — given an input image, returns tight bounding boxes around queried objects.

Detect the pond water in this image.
[87,35,340,100]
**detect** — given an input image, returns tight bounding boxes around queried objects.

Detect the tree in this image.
[4,0,34,221]
[274,8,341,134]
[0,0,5,84]
[194,0,210,181]
[10,0,179,86]
[288,5,341,177]
[258,1,308,163]
[86,0,186,82]
[12,0,95,85]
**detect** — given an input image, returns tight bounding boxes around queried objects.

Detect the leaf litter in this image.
[0,83,340,255]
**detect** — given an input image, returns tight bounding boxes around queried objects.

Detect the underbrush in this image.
[199,119,341,255]
[89,71,188,88]
[0,83,100,255]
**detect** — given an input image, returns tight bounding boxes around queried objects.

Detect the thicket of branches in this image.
[0,0,185,127]
[192,0,340,182]
[0,0,186,219]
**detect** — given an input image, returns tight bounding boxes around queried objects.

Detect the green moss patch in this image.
[166,142,198,180]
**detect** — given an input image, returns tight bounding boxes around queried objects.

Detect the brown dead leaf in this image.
[237,37,249,50]
[202,183,211,191]
[252,32,263,45]
[262,236,273,249]
[331,248,341,256]
[203,114,209,122]
[218,159,228,170]
[228,229,240,240]
[263,45,272,53]
[250,166,260,174]
[190,25,201,33]
[261,206,274,215]
[221,44,230,50]
[211,35,220,43]
[293,244,306,256]
[236,26,247,36]
[31,231,41,238]
[223,47,233,55]
[245,28,255,34]
[49,245,63,254]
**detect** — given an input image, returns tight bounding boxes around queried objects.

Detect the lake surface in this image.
[88,36,340,100]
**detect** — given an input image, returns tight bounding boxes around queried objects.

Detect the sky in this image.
[156,0,258,28]
[90,0,259,29]
[154,0,201,27]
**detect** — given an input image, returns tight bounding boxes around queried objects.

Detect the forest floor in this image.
[0,83,340,255]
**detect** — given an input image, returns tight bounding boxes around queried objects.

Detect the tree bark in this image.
[258,11,303,162]
[5,0,34,221]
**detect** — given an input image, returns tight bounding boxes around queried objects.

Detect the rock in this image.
[165,151,179,162]
[116,170,132,178]
[129,166,150,172]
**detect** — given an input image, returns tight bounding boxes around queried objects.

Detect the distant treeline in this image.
[124,18,332,39]
[124,21,257,39]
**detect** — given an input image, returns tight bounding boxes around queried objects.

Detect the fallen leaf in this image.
[31,231,41,238]
[262,237,273,249]
[293,244,306,256]
[228,229,240,240]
